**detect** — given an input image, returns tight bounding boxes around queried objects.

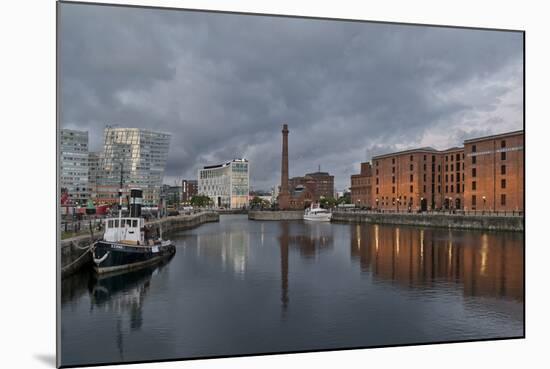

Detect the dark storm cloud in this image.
[59,3,523,190]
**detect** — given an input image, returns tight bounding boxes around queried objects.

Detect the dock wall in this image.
[248,210,303,221]
[331,211,524,232]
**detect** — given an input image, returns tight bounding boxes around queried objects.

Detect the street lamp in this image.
[482,195,486,214]
[420,197,424,213]
[376,198,379,212]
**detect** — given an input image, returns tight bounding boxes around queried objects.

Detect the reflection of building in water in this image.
[88,262,168,360]
[350,224,523,301]
[197,230,250,275]
[278,222,334,312]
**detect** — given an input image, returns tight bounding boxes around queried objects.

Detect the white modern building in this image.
[60,129,89,204]
[97,127,171,205]
[198,159,249,209]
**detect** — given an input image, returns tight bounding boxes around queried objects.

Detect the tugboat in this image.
[92,188,176,274]
[303,202,332,222]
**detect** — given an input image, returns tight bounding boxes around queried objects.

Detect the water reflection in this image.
[89,260,170,360]
[350,224,523,301]
[278,222,334,311]
[197,230,250,275]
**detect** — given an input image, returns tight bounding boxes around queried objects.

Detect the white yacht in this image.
[303,203,332,222]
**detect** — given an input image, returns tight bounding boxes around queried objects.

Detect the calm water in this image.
[60,215,524,366]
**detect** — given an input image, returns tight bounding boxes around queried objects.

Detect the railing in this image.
[333,208,524,217]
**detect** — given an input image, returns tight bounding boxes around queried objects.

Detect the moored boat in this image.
[303,203,332,222]
[92,188,175,274]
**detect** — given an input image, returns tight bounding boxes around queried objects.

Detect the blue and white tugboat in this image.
[92,188,176,274]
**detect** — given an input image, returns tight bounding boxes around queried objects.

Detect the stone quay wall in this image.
[60,211,219,278]
[248,210,304,221]
[331,211,523,232]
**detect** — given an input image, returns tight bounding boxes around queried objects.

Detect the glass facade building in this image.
[198,159,249,209]
[60,129,89,204]
[97,127,171,206]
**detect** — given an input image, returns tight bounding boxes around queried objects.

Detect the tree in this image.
[250,196,270,209]
[190,195,213,208]
[337,194,351,205]
[319,196,338,209]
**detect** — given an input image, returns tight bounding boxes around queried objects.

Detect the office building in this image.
[198,159,249,209]
[96,127,171,206]
[60,129,89,204]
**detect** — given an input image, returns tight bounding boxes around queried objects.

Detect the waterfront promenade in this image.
[332,208,523,232]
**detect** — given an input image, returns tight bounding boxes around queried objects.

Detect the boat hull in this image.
[93,240,176,274]
[303,214,332,222]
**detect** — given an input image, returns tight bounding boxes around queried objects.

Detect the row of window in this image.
[471,140,507,153]
[472,194,507,206]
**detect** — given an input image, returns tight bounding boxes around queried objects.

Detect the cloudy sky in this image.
[59,3,523,191]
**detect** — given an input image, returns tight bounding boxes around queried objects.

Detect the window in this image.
[376,178,379,185]
[445,164,449,171]
[432,155,435,162]
[438,165,441,172]
[501,151,506,160]
[392,158,395,164]
[410,174,413,182]
[392,186,395,193]
[472,181,476,190]
[392,166,395,173]
[445,156,448,162]
[501,179,506,189]
[132,220,138,227]
[501,165,506,175]
[423,185,426,193]
[472,168,477,177]
[451,185,454,193]
[423,163,427,170]
[114,219,119,227]
[472,145,477,153]
[410,185,413,193]
[451,164,454,171]
[376,188,379,194]
[424,155,427,161]
[501,194,506,206]
[472,156,476,164]
[392,176,396,183]
[376,169,379,175]
[376,161,379,166]
[451,155,454,162]
[438,185,441,193]
[108,220,113,228]
[451,174,454,182]
[501,140,506,148]
[423,174,426,182]
[438,174,441,182]
[456,153,460,161]
[445,185,448,193]
[410,164,413,170]
[472,195,477,206]
[445,174,448,182]
[410,155,414,161]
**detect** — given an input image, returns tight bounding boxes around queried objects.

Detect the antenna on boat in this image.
[118,161,123,232]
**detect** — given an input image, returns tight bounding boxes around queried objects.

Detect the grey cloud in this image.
[59,3,523,191]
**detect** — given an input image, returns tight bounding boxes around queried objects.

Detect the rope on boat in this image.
[61,243,94,273]
[93,251,110,265]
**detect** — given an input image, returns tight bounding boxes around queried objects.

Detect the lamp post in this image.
[420,197,424,213]
[376,198,379,212]
[482,195,486,215]
[397,197,400,213]
[449,197,453,214]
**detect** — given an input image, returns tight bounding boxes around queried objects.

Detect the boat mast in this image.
[118,162,123,227]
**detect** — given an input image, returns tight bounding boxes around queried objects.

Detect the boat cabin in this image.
[103,217,145,244]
